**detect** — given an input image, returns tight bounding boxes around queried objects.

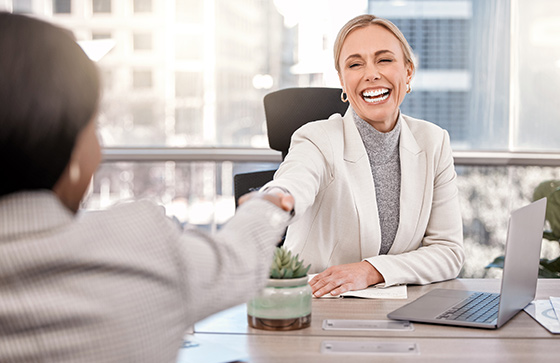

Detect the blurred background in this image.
[2,0,559,277]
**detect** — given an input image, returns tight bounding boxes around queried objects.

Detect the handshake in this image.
[238,190,294,214]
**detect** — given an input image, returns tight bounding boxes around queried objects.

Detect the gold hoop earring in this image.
[406,83,412,94]
[69,162,81,184]
[340,91,348,103]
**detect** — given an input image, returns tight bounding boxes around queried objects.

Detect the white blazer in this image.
[263,107,464,287]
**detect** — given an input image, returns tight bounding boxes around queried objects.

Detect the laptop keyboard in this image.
[436,292,500,323]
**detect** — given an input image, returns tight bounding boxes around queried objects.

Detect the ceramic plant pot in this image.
[247,276,312,331]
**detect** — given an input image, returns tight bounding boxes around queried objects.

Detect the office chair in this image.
[264,87,349,159]
[233,169,277,208]
[233,87,349,207]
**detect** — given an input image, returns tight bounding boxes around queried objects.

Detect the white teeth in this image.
[362,88,389,97]
[364,93,389,103]
[362,88,389,103]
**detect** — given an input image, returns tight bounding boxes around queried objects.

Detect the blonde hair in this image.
[333,14,416,76]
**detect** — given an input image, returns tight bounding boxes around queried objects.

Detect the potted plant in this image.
[247,246,312,331]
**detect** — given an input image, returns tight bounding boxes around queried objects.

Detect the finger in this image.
[280,194,295,212]
[309,273,326,286]
[310,278,326,294]
[329,283,353,297]
[313,279,342,298]
[309,271,332,289]
[238,191,257,205]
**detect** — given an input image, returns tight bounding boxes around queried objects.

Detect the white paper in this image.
[308,274,407,299]
[524,300,560,334]
[550,296,560,321]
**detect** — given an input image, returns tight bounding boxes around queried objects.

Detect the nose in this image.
[364,63,381,82]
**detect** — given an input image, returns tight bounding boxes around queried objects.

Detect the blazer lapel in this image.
[342,108,382,258]
[391,115,426,253]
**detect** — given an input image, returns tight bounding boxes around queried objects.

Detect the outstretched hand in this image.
[238,191,295,213]
[309,261,384,297]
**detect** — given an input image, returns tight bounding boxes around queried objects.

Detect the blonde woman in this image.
[263,14,464,297]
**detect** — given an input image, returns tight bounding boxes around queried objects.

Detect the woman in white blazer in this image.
[262,14,464,297]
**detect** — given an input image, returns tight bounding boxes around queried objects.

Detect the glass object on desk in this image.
[247,276,312,331]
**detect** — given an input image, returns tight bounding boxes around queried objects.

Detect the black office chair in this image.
[233,169,277,208]
[233,87,349,207]
[264,87,349,159]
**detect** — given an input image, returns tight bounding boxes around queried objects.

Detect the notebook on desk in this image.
[387,198,547,329]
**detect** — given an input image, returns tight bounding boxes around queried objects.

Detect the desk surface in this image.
[190,279,560,362]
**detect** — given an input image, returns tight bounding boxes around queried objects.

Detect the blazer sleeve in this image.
[169,198,292,324]
[261,122,335,220]
[365,130,464,287]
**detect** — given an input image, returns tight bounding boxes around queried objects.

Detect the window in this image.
[6,0,560,279]
[53,0,71,14]
[175,34,203,60]
[370,0,510,150]
[514,0,560,151]
[133,0,152,13]
[175,72,203,98]
[13,0,32,13]
[15,1,560,150]
[131,103,155,126]
[132,70,152,89]
[176,0,203,23]
[92,32,112,40]
[92,0,111,13]
[133,32,152,51]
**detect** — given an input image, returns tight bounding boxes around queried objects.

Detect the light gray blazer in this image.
[263,107,464,287]
[0,191,289,363]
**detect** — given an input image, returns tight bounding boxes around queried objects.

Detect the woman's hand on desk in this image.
[238,191,295,213]
[309,261,384,297]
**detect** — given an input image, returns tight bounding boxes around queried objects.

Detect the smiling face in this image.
[338,24,413,132]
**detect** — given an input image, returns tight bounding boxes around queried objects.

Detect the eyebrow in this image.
[344,49,396,62]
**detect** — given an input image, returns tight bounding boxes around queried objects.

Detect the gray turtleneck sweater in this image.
[353,110,401,255]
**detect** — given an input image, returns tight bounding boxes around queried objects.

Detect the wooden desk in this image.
[190,279,560,362]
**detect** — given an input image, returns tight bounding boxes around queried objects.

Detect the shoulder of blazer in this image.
[292,112,346,150]
[401,113,448,150]
[295,111,345,134]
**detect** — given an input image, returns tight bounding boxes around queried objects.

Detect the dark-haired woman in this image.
[0,12,293,363]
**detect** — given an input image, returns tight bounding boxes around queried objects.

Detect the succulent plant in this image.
[269,246,311,279]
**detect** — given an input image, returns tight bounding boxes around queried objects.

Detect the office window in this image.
[131,102,158,126]
[11,0,560,150]
[132,70,152,89]
[92,0,111,14]
[175,72,203,98]
[133,32,152,51]
[9,0,560,279]
[175,34,203,60]
[100,69,113,91]
[53,0,71,14]
[372,0,509,150]
[176,0,203,23]
[175,107,204,139]
[133,0,152,13]
[92,32,112,40]
[515,0,560,151]
[13,0,32,13]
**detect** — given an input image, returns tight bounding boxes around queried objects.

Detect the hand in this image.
[309,261,384,297]
[238,191,295,213]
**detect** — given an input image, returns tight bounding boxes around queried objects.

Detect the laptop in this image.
[387,198,547,329]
